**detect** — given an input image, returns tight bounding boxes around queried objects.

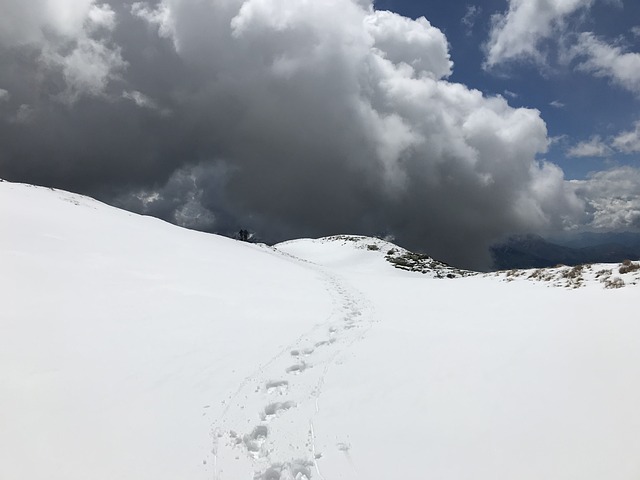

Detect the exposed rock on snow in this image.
[492,260,640,289]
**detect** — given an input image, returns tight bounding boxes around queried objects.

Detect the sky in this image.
[1,0,639,269]
[379,0,640,180]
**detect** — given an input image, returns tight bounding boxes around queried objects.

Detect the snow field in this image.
[0,182,332,480]
[2,181,640,480]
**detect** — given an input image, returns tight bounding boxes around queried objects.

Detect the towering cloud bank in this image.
[0,0,586,268]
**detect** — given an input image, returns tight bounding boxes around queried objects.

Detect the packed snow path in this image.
[210,255,375,480]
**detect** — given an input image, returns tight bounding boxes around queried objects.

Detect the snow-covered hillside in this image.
[2,180,640,480]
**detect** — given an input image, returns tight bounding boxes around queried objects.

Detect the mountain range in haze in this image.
[491,232,640,270]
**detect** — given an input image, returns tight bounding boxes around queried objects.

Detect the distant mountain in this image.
[549,231,640,249]
[491,233,640,270]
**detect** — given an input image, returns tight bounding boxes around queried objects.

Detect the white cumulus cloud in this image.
[571,32,640,95]
[567,135,613,157]
[612,121,640,153]
[484,0,595,68]
[364,11,452,79]
[571,167,640,230]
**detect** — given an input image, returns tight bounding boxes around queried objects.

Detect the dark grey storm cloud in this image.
[0,0,629,269]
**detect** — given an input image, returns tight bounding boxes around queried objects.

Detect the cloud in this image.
[461,5,481,36]
[122,90,170,115]
[41,36,127,103]
[549,134,569,146]
[549,100,565,108]
[0,0,95,46]
[503,89,518,98]
[571,32,640,95]
[484,0,595,68]
[13,104,35,124]
[571,167,640,230]
[364,11,452,79]
[87,3,116,31]
[567,121,640,157]
[0,2,126,103]
[0,0,589,269]
[482,0,640,104]
[0,88,9,101]
[114,162,236,233]
[567,136,613,157]
[130,2,174,40]
[612,121,640,153]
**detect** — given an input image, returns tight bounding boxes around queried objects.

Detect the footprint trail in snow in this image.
[209,263,374,480]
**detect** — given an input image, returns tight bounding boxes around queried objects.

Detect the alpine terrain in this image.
[2,179,640,480]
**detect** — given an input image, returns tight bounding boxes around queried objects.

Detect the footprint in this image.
[254,459,313,480]
[262,401,296,420]
[265,380,289,394]
[314,338,336,347]
[286,362,308,374]
[229,430,242,445]
[243,425,268,457]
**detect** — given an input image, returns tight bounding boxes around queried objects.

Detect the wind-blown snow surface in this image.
[2,180,640,480]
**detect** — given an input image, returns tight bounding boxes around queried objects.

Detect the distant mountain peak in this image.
[491,233,640,270]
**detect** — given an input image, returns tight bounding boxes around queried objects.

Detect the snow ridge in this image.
[277,234,474,278]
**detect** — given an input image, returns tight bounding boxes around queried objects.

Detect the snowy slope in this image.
[2,180,640,480]
[277,235,472,278]
[0,181,334,480]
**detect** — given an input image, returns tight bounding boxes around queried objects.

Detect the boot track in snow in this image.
[209,253,375,480]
